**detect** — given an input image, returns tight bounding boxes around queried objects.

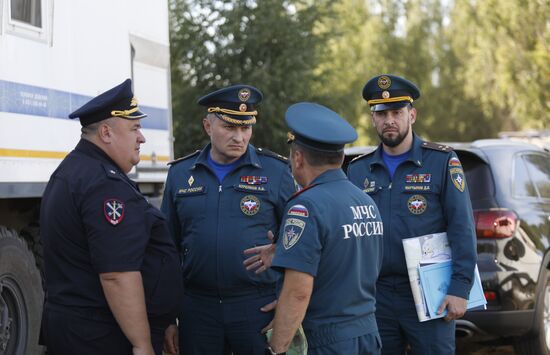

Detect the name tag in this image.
[177,186,206,195]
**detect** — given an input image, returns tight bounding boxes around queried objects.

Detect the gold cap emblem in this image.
[238,88,251,102]
[382,90,390,99]
[130,97,138,107]
[188,176,194,186]
[378,76,391,90]
[239,103,247,112]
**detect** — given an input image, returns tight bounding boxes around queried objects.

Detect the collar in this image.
[191,143,262,170]
[74,139,125,172]
[310,168,347,186]
[369,132,425,171]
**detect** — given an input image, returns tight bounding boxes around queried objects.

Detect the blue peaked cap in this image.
[362,74,421,112]
[198,84,263,125]
[68,78,147,126]
[285,102,357,152]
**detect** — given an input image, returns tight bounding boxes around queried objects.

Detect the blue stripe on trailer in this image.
[0,79,169,130]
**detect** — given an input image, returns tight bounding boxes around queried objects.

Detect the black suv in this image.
[344,139,550,354]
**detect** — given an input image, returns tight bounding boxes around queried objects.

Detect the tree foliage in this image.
[170,0,327,156]
[169,0,549,153]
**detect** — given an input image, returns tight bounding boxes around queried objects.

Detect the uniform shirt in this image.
[347,133,477,298]
[161,144,295,299]
[40,139,182,319]
[272,169,383,347]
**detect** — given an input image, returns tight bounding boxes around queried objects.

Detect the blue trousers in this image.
[42,307,166,355]
[376,285,455,355]
[179,292,275,355]
[308,331,382,355]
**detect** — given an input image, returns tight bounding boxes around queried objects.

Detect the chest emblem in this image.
[450,168,465,192]
[407,195,427,215]
[104,199,125,225]
[288,204,309,218]
[283,218,306,250]
[240,176,268,185]
[240,195,261,216]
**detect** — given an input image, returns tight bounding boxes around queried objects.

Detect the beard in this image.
[378,124,410,148]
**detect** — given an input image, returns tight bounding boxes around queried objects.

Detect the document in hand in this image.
[418,261,486,319]
[402,232,486,322]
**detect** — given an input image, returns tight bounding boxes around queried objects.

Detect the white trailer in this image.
[0,1,173,353]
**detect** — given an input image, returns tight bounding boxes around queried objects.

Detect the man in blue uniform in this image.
[161,85,296,355]
[40,79,182,355]
[266,102,383,355]
[347,74,477,354]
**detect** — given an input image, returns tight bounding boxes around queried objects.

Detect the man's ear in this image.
[409,107,417,125]
[97,122,113,143]
[203,117,212,136]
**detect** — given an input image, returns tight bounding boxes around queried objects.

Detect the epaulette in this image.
[350,151,375,164]
[256,147,288,163]
[168,150,200,165]
[421,142,453,152]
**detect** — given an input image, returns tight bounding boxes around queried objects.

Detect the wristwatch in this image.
[265,346,286,355]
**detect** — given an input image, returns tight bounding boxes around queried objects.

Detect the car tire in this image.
[514,275,550,355]
[0,226,45,355]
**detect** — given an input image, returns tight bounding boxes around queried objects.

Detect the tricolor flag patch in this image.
[287,204,309,218]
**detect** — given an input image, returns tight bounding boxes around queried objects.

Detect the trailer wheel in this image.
[0,226,44,355]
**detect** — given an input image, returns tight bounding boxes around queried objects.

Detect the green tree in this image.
[169,0,327,156]
[449,0,550,131]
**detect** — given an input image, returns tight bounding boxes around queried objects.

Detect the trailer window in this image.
[10,0,41,28]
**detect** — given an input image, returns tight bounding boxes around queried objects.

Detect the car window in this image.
[513,156,538,198]
[456,150,495,207]
[523,154,550,199]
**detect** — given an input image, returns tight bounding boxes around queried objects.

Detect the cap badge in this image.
[378,76,392,89]
[363,177,370,188]
[104,199,125,225]
[238,88,251,102]
[240,195,260,216]
[130,97,138,107]
[239,103,247,112]
[382,90,390,99]
[407,195,427,215]
[188,175,194,186]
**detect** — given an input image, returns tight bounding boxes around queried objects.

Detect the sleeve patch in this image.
[282,218,306,250]
[449,168,465,192]
[287,204,309,217]
[104,199,125,225]
[448,157,462,167]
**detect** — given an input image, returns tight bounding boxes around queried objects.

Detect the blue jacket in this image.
[272,169,383,347]
[161,144,295,299]
[347,134,477,298]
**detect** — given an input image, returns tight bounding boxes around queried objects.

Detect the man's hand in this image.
[163,324,179,355]
[437,295,468,321]
[243,230,276,274]
[132,345,155,355]
[260,299,277,333]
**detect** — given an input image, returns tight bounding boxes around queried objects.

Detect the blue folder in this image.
[418,260,486,319]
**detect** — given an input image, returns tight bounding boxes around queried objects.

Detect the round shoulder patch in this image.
[240,195,261,216]
[104,199,125,225]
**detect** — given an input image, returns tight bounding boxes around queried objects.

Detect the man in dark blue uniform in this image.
[266,102,383,355]
[161,85,296,355]
[39,79,182,355]
[347,74,477,354]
